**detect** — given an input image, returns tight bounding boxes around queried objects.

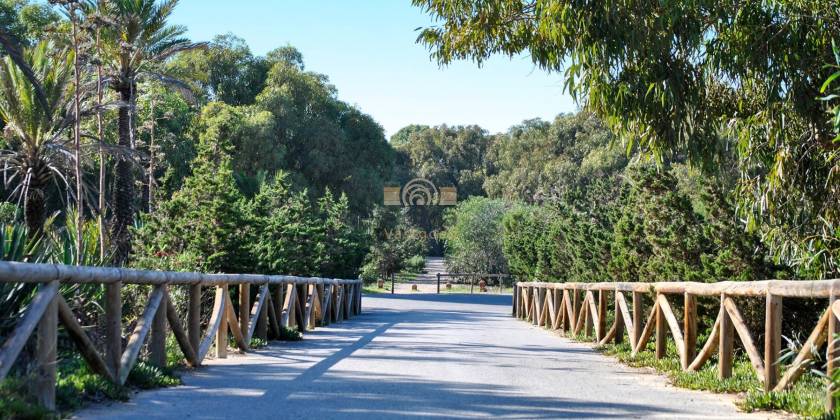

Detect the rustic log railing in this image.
[0,261,363,411]
[513,280,840,409]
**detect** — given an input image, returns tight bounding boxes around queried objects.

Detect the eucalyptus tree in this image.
[99,0,203,264]
[413,0,840,277]
[0,41,74,234]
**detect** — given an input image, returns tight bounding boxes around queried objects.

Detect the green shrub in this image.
[249,337,269,349]
[278,326,303,342]
[55,356,128,410]
[0,377,54,419]
[597,340,826,417]
[742,374,825,418]
[360,207,427,281]
[405,255,426,272]
[443,197,511,274]
[126,362,181,390]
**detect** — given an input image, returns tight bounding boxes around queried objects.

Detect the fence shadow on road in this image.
[80,297,684,419]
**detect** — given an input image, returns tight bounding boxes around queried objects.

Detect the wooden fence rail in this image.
[0,261,363,411]
[513,280,840,410]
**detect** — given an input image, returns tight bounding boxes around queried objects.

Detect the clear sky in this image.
[170,0,577,138]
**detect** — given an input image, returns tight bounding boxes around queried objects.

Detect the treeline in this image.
[393,114,806,281]
[0,1,393,280]
[412,0,840,281]
[494,113,787,283]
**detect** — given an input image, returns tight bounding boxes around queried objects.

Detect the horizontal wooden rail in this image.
[0,261,363,411]
[438,273,512,278]
[513,279,840,411]
[0,261,362,285]
[517,280,840,298]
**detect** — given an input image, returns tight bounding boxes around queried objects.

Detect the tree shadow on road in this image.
[79,302,689,419]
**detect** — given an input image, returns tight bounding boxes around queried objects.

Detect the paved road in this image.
[393,257,446,294]
[77,294,771,419]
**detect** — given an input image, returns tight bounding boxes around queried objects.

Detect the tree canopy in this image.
[413,0,840,277]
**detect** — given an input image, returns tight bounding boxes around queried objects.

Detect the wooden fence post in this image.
[597,290,607,341]
[274,285,284,328]
[296,284,306,331]
[188,284,201,353]
[344,284,353,320]
[105,281,122,380]
[719,293,734,378]
[655,293,666,359]
[315,284,325,325]
[33,282,57,410]
[764,292,782,391]
[216,284,228,359]
[632,291,643,346]
[149,288,167,367]
[239,284,250,342]
[256,299,268,341]
[513,285,518,317]
[614,291,624,344]
[828,295,838,411]
[683,293,697,369]
[354,283,360,315]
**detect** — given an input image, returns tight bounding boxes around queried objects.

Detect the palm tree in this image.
[0,29,50,113]
[0,42,75,234]
[99,0,202,264]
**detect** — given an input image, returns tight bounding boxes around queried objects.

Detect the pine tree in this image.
[132,106,252,273]
[248,172,320,276]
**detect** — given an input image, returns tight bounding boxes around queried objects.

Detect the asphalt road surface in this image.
[77,293,774,419]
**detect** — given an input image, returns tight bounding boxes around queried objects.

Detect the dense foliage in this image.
[0,0,393,280]
[443,197,509,274]
[359,206,427,281]
[428,112,788,283]
[414,0,840,278]
[390,124,493,253]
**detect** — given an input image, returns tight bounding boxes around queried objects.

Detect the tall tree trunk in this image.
[147,96,156,213]
[71,9,83,265]
[112,85,134,265]
[24,188,45,236]
[96,31,106,261]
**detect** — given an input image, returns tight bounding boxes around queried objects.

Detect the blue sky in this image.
[170,0,577,138]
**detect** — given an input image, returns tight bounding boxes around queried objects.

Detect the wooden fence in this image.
[0,261,363,411]
[435,273,513,294]
[513,280,840,409]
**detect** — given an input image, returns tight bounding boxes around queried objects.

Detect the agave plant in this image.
[39,208,112,320]
[44,207,111,267]
[0,41,75,235]
[0,222,46,333]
